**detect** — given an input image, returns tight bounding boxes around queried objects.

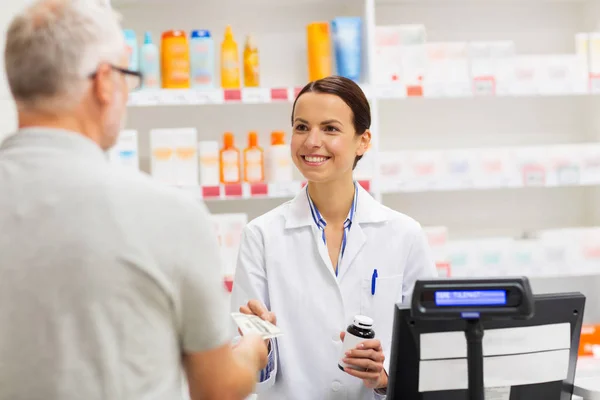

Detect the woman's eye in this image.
[294,124,308,131]
[324,125,338,132]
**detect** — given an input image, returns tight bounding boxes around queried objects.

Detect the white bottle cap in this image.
[353,315,373,329]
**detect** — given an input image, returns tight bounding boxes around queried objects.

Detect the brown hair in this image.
[291,75,371,169]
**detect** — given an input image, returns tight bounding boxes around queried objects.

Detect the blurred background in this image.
[1,0,600,366]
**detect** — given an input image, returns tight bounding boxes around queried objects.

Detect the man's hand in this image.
[239,300,277,347]
[232,333,269,371]
[339,332,388,390]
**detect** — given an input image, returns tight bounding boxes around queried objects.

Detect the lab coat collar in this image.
[284,182,389,229]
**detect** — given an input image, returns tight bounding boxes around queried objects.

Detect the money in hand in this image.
[231,312,283,340]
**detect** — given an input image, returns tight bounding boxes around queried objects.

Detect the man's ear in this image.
[92,63,114,105]
[357,130,371,156]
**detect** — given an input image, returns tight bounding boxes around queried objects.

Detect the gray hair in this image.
[4,0,125,112]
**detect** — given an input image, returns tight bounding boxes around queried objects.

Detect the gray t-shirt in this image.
[0,128,232,400]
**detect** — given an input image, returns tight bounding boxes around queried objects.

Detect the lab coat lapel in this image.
[337,223,366,282]
[337,185,389,282]
[284,186,339,281]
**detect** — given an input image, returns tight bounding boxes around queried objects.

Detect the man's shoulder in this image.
[101,167,205,218]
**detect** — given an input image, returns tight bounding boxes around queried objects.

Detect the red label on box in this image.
[436,262,452,278]
[224,278,234,293]
[224,89,242,101]
[250,183,268,196]
[406,85,423,97]
[202,186,221,198]
[293,87,303,99]
[224,183,243,197]
[358,180,371,192]
[271,88,289,101]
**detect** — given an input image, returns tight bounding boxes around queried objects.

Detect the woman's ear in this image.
[356,130,372,156]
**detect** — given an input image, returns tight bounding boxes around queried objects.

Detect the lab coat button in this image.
[331,381,342,391]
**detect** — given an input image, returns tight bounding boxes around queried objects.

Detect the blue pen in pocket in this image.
[371,269,378,295]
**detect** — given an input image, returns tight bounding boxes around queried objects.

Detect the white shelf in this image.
[127,82,596,107]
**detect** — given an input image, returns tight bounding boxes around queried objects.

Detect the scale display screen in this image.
[434,290,507,307]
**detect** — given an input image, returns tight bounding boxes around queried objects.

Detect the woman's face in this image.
[291,92,370,183]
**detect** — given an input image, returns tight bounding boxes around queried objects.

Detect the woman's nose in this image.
[305,128,321,148]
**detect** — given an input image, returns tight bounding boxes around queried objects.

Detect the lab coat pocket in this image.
[361,274,404,343]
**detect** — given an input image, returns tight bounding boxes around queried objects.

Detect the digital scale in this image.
[411,277,535,400]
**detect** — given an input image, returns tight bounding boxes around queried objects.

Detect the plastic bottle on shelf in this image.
[219,132,241,184]
[243,35,260,87]
[220,25,241,89]
[140,32,160,89]
[161,30,191,89]
[243,131,264,183]
[190,30,215,88]
[266,131,293,183]
[123,29,139,71]
[306,22,332,82]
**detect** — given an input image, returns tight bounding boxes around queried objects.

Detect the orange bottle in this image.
[306,22,332,82]
[161,30,191,89]
[243,131,264,183]
[243,35,260,87]
[221,26,241,89]
[219,132,241,184]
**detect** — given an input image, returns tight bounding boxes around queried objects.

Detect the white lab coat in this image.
[231,185,437,400]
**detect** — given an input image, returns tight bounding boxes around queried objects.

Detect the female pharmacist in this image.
[231,75,437,400]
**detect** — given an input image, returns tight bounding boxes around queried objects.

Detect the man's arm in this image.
[176,200,268,399]
[184,335,267,400]
[231,225,279,390]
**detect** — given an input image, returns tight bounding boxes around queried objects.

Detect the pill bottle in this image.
[338,315,375,371]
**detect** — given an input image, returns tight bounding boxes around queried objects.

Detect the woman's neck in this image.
[307,178,356,225]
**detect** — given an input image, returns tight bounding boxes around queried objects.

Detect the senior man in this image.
[0,1,267,400]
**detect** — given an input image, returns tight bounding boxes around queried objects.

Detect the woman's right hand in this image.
[239,300,277,346]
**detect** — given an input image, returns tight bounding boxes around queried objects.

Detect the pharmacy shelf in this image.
[127,87,307,106]
[381,179,599,194]
[177,180,372,200]
[127,82,597,107]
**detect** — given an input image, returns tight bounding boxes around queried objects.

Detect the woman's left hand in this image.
[340,332,388,390]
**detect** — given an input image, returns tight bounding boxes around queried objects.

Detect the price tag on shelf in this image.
[521,165,546,187]
[161,90,191,105]
[473,76,496,96]
[269,181,301,198]
[556,165,581,186]
[357,180,371,192]
[242,88,270,103]
[293,87,303,100]
[270,88,290,102]
[250,183,269,197]
[194,89,224,104]
[224,89,242,102]
[406,85,423,97]
[127,92,141,106]
[444,82,473,98]
[589,74,600,94]
[201,186,221,199]
[376,84,406,99]
[224,184,243,197]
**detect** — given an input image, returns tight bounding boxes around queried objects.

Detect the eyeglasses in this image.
[89,65,144,92]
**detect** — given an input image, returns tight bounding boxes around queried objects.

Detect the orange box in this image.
[578,324,600,357]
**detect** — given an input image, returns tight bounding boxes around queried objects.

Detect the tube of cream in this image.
[331,17,362,82]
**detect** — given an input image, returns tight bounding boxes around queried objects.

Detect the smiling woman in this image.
[231,74,437,400]
[291,75,371,174]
